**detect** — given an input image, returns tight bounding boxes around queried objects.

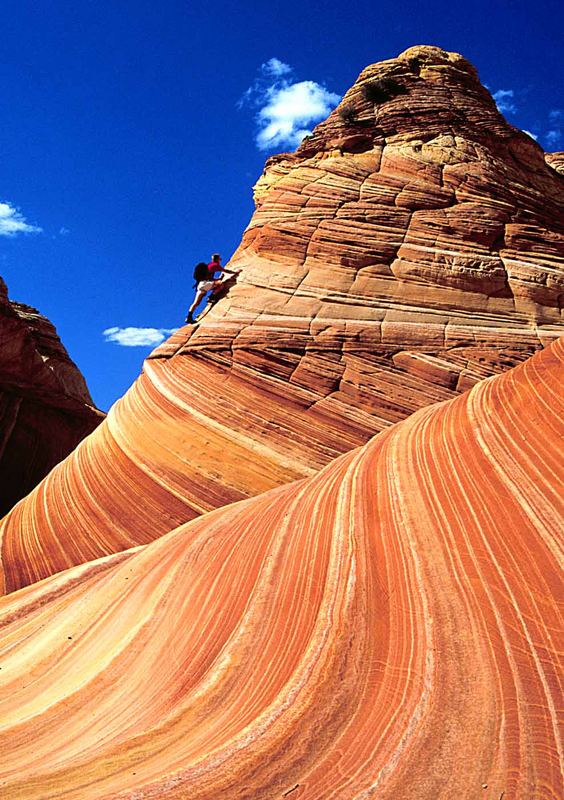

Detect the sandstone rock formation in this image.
[1,46,563,593]
[0,340,561,799]
[0,277,102,517]
[546,151,564,175]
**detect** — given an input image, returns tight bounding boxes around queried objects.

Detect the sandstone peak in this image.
[260,45,543,169]
[0,48,562,593]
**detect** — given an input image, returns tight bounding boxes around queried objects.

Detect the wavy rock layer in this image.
[1,46,563,592]
[0,278,102,516]
[0,340,562,799]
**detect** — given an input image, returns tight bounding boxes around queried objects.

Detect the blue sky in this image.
[1,0,562,411]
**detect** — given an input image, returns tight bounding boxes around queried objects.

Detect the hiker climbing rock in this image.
[185,254,239,324]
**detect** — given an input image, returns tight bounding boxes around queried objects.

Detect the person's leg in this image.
[186,288,206,322]
[189,289,207,314]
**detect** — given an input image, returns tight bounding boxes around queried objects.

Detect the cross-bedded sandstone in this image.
[0,338,561,799]
[0,46,562,592]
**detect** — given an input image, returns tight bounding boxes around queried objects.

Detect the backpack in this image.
[193,262,209,283]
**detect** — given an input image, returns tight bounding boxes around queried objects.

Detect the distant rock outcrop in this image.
[0,276,102,517]
[546,151,564,175]
[1,46,563,592]
[0,339,561,799]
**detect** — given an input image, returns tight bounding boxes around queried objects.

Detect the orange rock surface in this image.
[1,46,563,592]
[0,278,103,517]
[0,339,562,799]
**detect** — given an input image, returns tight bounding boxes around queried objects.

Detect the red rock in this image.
[1,46,562,592]
[0,277,103,517]
[0,340,561,798]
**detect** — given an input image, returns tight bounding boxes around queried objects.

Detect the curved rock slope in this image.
[0,277,102,517]
[1,45,563,592]
[0,339,562,799]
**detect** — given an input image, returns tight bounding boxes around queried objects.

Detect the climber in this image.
[185,254,239,324]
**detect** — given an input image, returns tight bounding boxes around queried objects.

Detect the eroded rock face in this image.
[0,277,103,516]
[1,46,563,592]
[0,340,561,799]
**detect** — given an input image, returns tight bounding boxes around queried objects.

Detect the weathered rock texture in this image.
[0,340,562,799]
[1,46,563,592]
[546,151,564,175]
[0,277,103,517]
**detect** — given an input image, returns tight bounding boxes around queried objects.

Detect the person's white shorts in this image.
[197,280,217,292]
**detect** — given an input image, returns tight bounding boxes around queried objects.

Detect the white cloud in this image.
[262,58,292,78]
[549,109,563,122]
[59,227,70,236]
[0,202,42,237]
[240,58,341,151]
[103,326,178,347]
[492,89,517,114]
[257,81,341,150]
[522,129,538,141]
